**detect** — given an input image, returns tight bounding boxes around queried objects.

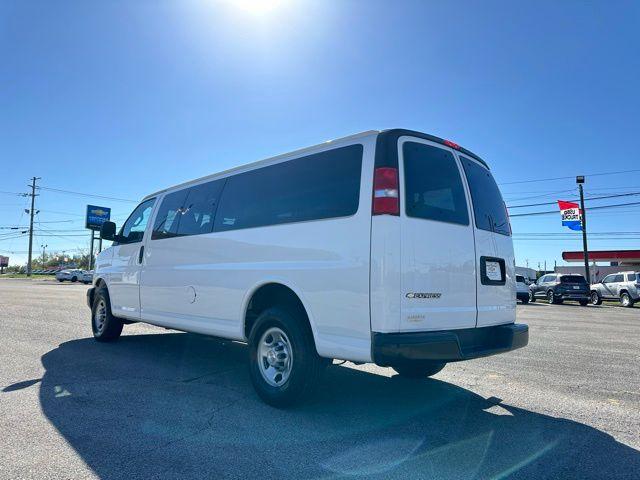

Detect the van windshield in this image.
[561,275,586,284]
[460,156,511,236]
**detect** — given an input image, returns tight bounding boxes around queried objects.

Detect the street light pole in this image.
[41,244,47,268]
[577,176,590,282]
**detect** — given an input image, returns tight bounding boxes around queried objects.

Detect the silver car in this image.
[80,270,93,285]
[590,271,640,307]
[55,269,83,283]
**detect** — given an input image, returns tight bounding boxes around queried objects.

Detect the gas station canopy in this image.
[562,249,640,265]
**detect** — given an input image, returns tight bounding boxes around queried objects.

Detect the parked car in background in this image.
[81,270,93,285]
[516,275,529,303]
[590,271,640,307]
[56,269,82,282]
[529,273,589,305]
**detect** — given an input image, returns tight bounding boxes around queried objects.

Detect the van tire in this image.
[248,307,321,408]
[391,361,446,378]
[91,286,123,342]
[590,291,602,305]
[620,292,634,308]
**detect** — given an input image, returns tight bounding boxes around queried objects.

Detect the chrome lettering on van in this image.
[406,292,442,299]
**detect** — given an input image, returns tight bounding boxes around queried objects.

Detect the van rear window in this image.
[460,157,511,236]
[403,142,469,225]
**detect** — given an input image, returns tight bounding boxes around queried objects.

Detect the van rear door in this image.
[458,155,516,327]
[397,138,477,331]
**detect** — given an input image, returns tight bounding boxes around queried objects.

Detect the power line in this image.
[510,200,640,217]
[513,231,640,236]
[499,168,640,186]
[37,186,137,203]
[0,190,28,196]
[507,191,640,209]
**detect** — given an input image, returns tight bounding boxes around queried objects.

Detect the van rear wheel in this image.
[248,307,321,408]
[391,361,446,378]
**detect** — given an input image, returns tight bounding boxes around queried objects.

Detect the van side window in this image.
[403,142,469,225]
[214,145,363,231]
[118,198,156,244]
[460,157,511,236]
[177,180,225,236]
[152,190,189,240]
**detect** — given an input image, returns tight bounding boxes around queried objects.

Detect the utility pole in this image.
[41,244,48,268]
[26,177,40,276]
[577,176,590,282]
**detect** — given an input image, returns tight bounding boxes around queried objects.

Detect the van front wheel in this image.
[91,286,123,342]
[391,361,446,378]
[248,307,321,408]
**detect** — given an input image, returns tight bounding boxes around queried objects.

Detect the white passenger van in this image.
[89,129,528,406]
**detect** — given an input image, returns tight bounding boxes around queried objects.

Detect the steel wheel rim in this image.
[258,327,293,387]
[94,299,107,334]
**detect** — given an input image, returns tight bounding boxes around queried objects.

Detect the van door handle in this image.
[138,246,144,264]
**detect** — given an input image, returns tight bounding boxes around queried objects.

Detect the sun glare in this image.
[226,0,286,14]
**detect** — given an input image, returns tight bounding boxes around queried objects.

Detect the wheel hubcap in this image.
[258,327,292,387]
[622,295,629,306]
[94,299,107,333]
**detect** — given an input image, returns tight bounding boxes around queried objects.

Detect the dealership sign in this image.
[558,200,582,231]
[85,205,111,231]
[0,255,8,267]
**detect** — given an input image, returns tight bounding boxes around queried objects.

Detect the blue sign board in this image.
[86,205,111,231]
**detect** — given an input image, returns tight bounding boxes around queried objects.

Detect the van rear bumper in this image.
[372,323,528,366]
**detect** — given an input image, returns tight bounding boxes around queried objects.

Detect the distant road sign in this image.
[86,205,111,231]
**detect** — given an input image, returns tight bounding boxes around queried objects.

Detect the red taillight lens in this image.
[373,167,399,215]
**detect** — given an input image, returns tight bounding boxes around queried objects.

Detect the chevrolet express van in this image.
[88,129,528,407]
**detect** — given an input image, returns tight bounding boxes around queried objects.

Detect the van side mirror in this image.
[100,221,117,241]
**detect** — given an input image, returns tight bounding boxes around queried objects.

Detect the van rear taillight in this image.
[373,167,399,215]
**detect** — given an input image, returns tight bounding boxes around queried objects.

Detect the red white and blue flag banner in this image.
[558,200,582,231]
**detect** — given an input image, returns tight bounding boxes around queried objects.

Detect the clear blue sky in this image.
[1,0,639,268]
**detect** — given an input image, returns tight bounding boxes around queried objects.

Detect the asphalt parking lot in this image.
[0,279,638,479]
